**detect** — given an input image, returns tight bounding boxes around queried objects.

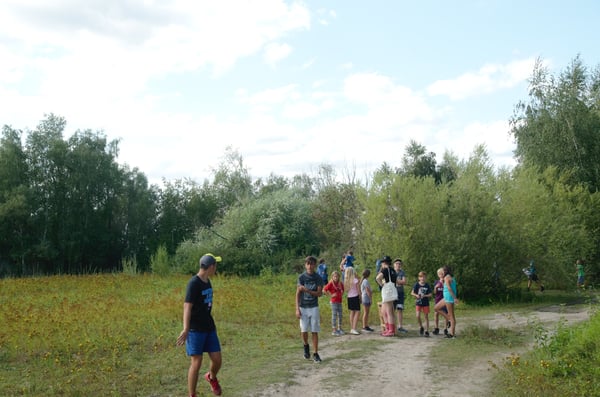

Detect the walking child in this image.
[323,270,345,335]
[411,271,433,337]
[296,256,325,362]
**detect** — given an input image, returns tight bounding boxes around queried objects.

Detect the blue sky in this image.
[1,0,598,185]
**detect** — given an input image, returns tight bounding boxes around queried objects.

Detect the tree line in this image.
[1,56,599,300]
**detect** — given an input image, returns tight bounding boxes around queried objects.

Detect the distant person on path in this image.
[393,259,408,334]
[323,270,345,336]
[576,259,585,289]
[375,256,396,337]
[434,265,459,338]
[411,271,433,337]
[176,253,224,397]
[525,259,545,292]
[344,266,362,335]
[296,255,325,362]
[432,267,448,336]
[360,269,374,332]
[317,258,328,284]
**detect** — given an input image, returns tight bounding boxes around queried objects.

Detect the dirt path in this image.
[252,304,591,397]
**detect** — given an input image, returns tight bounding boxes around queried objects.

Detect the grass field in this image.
[1,273,597,396]
[0,272,383,396]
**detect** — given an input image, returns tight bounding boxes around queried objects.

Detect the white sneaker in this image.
[350,329,360,335]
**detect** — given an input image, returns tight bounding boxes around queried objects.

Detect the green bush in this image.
[150,244,170,275]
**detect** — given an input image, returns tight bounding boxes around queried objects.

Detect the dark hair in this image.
[362,269,371,278]
[442,265,453,277]
[305,256,317,265]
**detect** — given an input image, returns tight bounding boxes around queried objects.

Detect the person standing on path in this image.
[360,269,374,332]
[176,253,224,397]
[411,271,433,337]
[393,259,408,334]
[344,266,362,335]
[375,256,396,337]
[296,255,325,362]
[323,270,345,335]
[441,265,459,338]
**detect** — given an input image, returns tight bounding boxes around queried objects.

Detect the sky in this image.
[1,0,599,185]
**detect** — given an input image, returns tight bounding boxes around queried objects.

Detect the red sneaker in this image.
[204,372,222,396]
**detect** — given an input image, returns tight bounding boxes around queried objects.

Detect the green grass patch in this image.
[490,309,600,397]
[0,274,596,396]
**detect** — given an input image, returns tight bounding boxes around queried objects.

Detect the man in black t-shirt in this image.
[177,253,223,396]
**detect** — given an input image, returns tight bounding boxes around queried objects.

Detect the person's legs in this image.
[311,332,319,353]
[446,302,456,336]
[434,299,449,322]
[188,355,203,396]
[362,304,370,328]
[207,351,222,379]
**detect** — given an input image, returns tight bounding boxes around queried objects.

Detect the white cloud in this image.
[264,42,293,66]
[426,58,536,100]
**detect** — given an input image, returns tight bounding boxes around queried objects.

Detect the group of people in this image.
[175,251,590,396]
[296,253,459,363]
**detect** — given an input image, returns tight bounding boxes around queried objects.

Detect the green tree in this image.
[511,55,600,190]
[0,126,31,275]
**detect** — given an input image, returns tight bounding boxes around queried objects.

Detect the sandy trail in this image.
[252,304,591,397]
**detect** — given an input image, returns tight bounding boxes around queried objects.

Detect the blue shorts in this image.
[186,330,221,356]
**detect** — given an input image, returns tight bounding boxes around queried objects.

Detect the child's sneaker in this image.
[424,331,430,337]
[397,327,408,334]
[419,326,424,336]
[303,344,310,359]
[432,328,440,335]
[204,372,222,396]
[362,326,374,332]
[332,331,339,336]
[313,352,322,363]
[350,329,360,335]
[444,328,449,336]
[337,329,345,335]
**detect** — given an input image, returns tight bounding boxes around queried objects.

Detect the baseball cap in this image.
[381,255,392,264]
[200,253,222,267]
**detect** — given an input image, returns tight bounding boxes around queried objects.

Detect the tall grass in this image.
[0,272,368,396]
[1,274,596,396]
[491,307,600,396]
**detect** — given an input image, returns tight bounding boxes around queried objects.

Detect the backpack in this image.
[317,263,328,283]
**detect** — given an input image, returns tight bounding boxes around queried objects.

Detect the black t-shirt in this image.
[185,275,216,332]
[381,267,397,284]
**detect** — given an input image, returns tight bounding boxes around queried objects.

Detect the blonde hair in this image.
[437,267,445,278]
[344,267,357,290]
[331,270,341,281]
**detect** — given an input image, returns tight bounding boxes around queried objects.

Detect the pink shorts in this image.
[416,306,430,314]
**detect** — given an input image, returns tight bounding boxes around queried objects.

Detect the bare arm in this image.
[176,302,193,346]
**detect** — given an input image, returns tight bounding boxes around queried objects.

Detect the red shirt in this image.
[323,280,344,304]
